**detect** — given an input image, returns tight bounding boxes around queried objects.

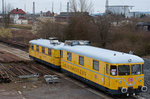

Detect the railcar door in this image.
[105,64,110,87]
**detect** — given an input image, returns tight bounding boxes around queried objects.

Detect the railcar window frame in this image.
[67,52,72,61]
[118,65,130,76]
[79,56,84,66]
[110,65,117,76]
[106,64,109,74]
[60,50,63,58]
[31,44,34,50]
[131,64,141,75]
[142,64,144,74]
[93,60,99,71]
[36,45,39,52]
[48,49,52,56]
[42,47,45,54]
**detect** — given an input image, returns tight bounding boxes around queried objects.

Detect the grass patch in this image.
[10,24,32,30]
[0,28,12,38]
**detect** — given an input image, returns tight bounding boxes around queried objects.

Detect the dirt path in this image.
[0,43,30,61]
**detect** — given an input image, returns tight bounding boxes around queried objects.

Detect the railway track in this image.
[0,38,28,52]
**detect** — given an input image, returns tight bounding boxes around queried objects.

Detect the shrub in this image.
[0,28,12,38]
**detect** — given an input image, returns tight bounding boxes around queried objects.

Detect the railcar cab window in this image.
[93,60,99,71]
[131,64,142,75]
[79,56,84,66]
[48,49,51,56]
[36,45,39,52]
[42,47,45,53]
[67,52,72,61]
[110,65,117,76]
[142,64,144,74]
[118,65,130,76]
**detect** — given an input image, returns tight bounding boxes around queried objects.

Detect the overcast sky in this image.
[0,0,150,13]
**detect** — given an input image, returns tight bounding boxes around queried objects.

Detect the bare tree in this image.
[69,0,93,13]
[65,15,93,40]
[5,3,14,13]
[70,0,77,12]
[36,20,66,40]
[3,3,13,28]
[92,15,111,48]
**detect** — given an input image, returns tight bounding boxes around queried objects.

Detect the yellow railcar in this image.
[29,39,63,69]
[61,41,147,95]
[29,39,147,95]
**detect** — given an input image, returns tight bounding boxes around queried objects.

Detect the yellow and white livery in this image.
[29,39,147,95]
[29,39,64,69]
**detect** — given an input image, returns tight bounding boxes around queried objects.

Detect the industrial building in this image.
[105,0,133,18]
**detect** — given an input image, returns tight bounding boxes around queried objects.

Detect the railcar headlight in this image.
[139,79,141,82]
[121,88,127,93]
[141,86,148,92]
[119,80,122,84]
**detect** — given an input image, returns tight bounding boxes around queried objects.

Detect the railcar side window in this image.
[36,45,39,52]
[42,47,45,54]
[67,52,72,61]
[110,65,117,76]
[29,44,31,47]
[106,64,109,74]
[131,64,141,75]
[118,65,130,76]
[142,64,144,74]
[93,60,99,71]
[60,50,63,58]
[79,56,84,66]
[31,44,34,50]
[48,49,51,56]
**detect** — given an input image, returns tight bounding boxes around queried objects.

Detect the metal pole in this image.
[33,2,35,24]
[2,0,5,27]
[52,2,54,13]
[67,2,69,23]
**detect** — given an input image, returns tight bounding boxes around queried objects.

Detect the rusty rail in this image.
[0,62,53,83]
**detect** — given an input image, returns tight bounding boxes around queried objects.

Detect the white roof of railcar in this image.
[29,39,64,50]
[62,45,144,64]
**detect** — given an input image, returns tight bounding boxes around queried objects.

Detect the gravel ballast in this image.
[141,58,150,98]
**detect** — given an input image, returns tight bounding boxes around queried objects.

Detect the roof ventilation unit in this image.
[65,40,90,46]
[49,37,60,45]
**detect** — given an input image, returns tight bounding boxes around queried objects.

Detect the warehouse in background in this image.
[105,0,149,18]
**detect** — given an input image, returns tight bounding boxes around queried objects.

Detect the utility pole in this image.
[2,0,5,27]
[60,2,62,13]
[67,2,69,23]
[52,2,54,13]
[33,2,35,23]
[105,0,109,13]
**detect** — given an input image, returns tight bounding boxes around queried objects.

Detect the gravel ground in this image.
[140,58,150,98]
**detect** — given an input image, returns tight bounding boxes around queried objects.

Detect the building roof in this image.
[136,22,150,26]
[108,5,134,7]
[62,45,144,64]
[56,12,89,17]
[10,8,26,14]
